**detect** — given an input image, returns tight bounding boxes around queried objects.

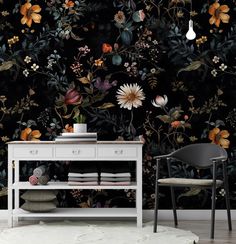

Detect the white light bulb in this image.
[186,19,196,40]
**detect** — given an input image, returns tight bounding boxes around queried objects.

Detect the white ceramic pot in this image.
[73,123,87,133]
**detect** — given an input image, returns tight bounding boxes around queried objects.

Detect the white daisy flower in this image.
[219,63,227,71]
[1,11,10,17]
[23,69,29,77]
[116,83,145,110]
[31,63,39,71]
[24,56,32,63]
[219,189,225,196]
[153,40,158,45]
[151,95,168,108]
[211,69,217,77]
[212,56,220,63]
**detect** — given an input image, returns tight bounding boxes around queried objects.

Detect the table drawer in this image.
[55,146,96,158]
[13,146,53,158]
[97,147,137,158]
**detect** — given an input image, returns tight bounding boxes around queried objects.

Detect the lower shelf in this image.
[13,208,137,218]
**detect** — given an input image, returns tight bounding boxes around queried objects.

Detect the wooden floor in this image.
[159,220,235,243]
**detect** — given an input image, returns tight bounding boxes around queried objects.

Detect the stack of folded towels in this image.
[100,162,131,185]
[68,162,99,185]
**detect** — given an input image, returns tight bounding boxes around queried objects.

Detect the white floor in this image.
[0,219,199,244]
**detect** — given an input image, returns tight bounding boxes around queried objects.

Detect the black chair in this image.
[153,143,232,239]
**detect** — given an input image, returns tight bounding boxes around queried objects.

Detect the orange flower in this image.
[209,127,230,148]
[63,0,74,9]
[102,43,112,53]
[20,1,42,27]
[171,121,181,128]
[209,2,230,27]
[63,124,74,133]
[21,128,41,141]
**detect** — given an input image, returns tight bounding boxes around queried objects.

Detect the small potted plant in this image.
[73,114,87,133]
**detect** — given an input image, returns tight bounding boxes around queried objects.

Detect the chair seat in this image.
[158,178,223,187]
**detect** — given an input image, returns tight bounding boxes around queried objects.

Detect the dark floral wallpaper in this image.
[0,0,236,210]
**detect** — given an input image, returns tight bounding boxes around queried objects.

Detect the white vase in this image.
[73,123,87,133]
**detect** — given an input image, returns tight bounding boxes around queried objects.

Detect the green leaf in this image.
[177,187,201,202]
[178,61,202,75]
[0,60,15,72]
[184,122,192,128]
[97,103,115,109]
[84,87,93,94]
[169,108,183,120]
[157,115,171,123]
[79,72,93,84]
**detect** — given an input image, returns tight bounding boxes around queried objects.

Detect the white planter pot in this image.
[73,123,87,133]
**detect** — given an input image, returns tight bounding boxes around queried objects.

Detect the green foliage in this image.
[73,114,86,123]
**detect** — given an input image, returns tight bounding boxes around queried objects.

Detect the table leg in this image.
[8,158,13,228]
[136,150,143,227]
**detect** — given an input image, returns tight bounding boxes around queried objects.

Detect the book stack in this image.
[100,162,131,186]
[68,162,99,186]
[55,132,97,142]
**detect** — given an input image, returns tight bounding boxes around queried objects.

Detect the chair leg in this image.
[211,185,216,239]
[154,159,160,233]
[153,183,159,233]
[223,162,232,231]
[167,158,178,227]
[211,163,217,239]
[170,186,178,227]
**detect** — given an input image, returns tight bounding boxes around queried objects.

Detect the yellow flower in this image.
[21,128,41,141]
[209,2,230,27]
[209,127,230,148]
[1,136,10,142]
[94,59,103,67]
[20,1,42,28]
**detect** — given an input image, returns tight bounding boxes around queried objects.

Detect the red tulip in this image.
[64,88,82,105]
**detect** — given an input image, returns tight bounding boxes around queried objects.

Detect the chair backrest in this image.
[170,143,227,169]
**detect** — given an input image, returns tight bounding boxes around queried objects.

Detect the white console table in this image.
[8,141,143,227]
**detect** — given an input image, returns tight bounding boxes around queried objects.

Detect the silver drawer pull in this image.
[72,149,80,155]
[29,150,38,155]
[114,149,123,155]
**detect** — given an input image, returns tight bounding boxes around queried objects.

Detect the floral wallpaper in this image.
[0,0,236,209]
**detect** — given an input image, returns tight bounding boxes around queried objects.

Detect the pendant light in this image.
[186,0,196,40]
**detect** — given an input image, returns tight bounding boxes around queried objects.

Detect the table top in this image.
[7,141,143,145]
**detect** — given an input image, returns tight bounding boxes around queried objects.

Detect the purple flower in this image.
[94,77,117,91]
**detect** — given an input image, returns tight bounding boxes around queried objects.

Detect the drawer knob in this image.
[72,149,80,155]
[29,150,38,155]
[115,149,123,155]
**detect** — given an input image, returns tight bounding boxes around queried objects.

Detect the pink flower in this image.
[184,115,189,120]
[138,10,145,21]
[64,88,82,105]
[151,95,168,108]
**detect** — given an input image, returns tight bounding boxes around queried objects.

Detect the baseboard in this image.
[1,209,236,221]
[0,210,8,219]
